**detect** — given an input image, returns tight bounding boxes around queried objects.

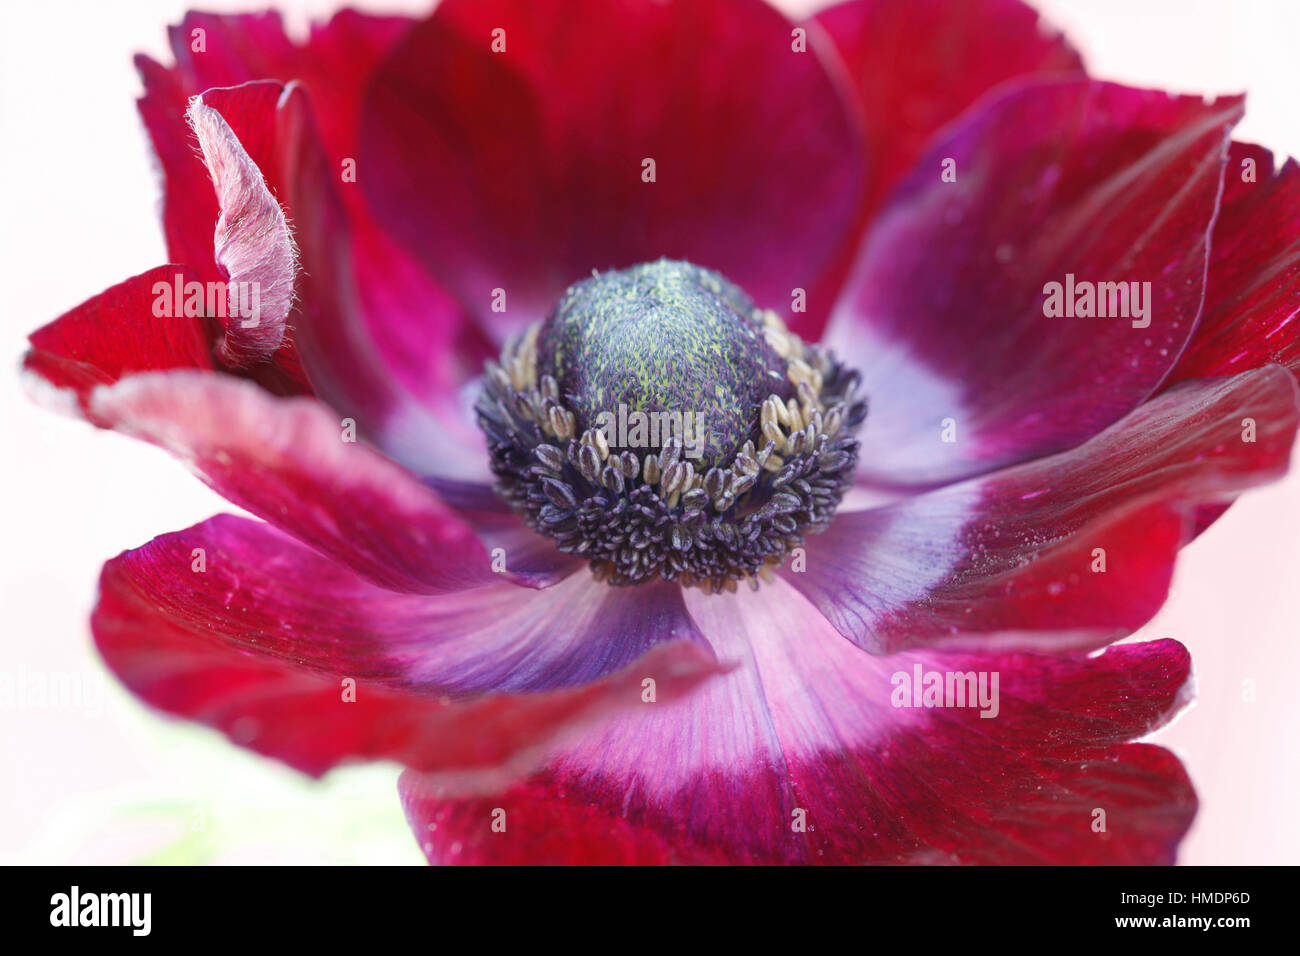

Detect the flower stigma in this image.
[476,259,867,592]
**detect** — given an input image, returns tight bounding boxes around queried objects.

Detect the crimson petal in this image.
[133,73,310,393]
[86,370,555,592]
[144,63,493,481]
[24,266,213,417]
[1165,141,1300,385]
[25,83,306,401]
[809,0,1085,323]
[361,0,864,340]
[94,515,725,780]
[401,582,1195,865]
[828,79,1242,486]
[165,10,411,162]
[785,367,1298,653]
[137,10,411,275]
[269,82,495,483]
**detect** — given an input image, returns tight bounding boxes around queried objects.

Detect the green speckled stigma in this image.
[475,259,867,592]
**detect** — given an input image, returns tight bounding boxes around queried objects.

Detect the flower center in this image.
[476,259,866,592]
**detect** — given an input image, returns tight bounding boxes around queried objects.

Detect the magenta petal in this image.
[94,515,725,779]
[361,0,864,340]
[785,367,1299,653]
[258,12,501,419]
[103,515,706,693]
[812,0,1084,266]
[1165,141,1300,385]
[87,371,533,593]
[829,79,1242,486]
[401,583,1195,864]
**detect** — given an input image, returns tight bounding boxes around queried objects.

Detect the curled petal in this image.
[187,88,297,368]
[136,11,412,281]
[145,67,493,482]
[136,12,441,401]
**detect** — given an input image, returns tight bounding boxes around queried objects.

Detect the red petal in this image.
[813,0,1084,224]
[136,55,223,289]
[86,370,549,593]
[360,0,864,340]
[787,367,1299,653]
[401,582,1195,865]
[161,11,411,166]
[136,11,410,275]
[1165,141,1300,385]
[132,74,309,391]
[95,515,726,780]
[270,83,495,483]
[828,79,1242,486]
[23,266,213,416]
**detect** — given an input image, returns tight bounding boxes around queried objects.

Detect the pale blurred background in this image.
[1,0,1296,864]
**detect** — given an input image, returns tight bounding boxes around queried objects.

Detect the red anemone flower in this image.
[24,0,1300,865]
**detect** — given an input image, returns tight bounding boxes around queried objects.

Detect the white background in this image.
[1,0,1297,863]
